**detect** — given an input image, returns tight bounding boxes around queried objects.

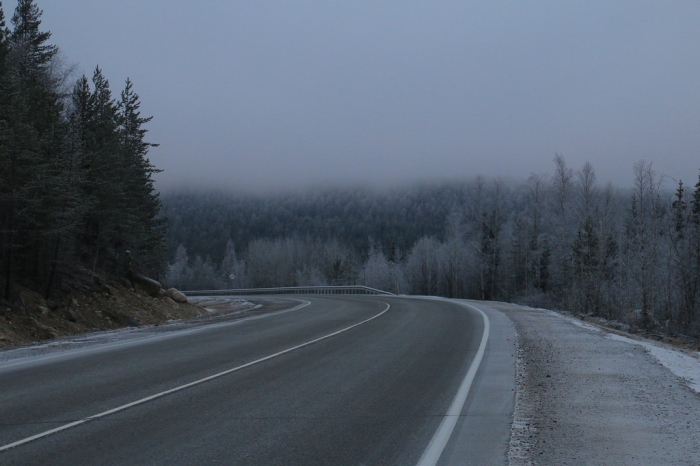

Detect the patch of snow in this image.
[568,318,603,333]
[540,307,700,395]
[608,333,700,394]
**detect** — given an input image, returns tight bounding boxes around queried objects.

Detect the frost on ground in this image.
[568,318,604,333]
[488,302,700,466]
[606,333,700,394]
[562,313,700,395]
[187,297,257,313]
[547,311,700,393]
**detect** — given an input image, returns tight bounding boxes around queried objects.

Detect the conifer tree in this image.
[0,3,9,69]
[73,67,124,269]
[690,172,700,326]
[668,179,695,329]
[671,181,686,237]
[9,0,56,70]
[572,216,601,313]
[1,0,65,298]
[1,1,168,302]
[66,68,166,277]
[117,78,165,274]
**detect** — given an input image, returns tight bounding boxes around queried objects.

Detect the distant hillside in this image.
[161,158,700,340]
[161,181,479,263]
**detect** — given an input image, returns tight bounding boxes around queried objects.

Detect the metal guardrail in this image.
[182,285,395,297]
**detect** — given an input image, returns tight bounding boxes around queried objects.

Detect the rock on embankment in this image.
[130,273,163,298]
[165,288,188,304]
[129,274,188,304]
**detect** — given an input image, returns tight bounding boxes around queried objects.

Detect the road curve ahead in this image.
[0,296,515,465]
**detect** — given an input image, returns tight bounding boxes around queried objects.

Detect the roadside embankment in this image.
[0,271,305,351]
[0,295,303,365]
[0,279,207,349]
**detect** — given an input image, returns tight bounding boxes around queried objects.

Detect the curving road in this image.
[0,296,515,465]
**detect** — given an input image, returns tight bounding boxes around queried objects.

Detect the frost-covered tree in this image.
[360,242,406,294]
[405,237,443,296]
[220,238,247,288]
[629,161,663,328]
[189,255,223,290]
[165,244,193,290]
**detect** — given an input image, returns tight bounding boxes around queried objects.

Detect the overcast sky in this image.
[19,1,700,191]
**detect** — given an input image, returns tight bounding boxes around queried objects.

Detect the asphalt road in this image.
[0,296,515,465]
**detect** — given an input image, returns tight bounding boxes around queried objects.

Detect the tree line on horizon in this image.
[163,156,700,338]
[3,2,697,339]
[0,0,165,303]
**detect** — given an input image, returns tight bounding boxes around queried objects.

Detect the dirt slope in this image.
[0,279,205,349]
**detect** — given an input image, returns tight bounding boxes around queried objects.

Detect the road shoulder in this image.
[433,300,517,466]
[489,302,700,465]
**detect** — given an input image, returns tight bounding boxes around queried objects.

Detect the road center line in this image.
[0,301,391,453]
[417,301,490,466]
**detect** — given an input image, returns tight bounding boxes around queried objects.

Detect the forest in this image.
[0,1,164,302]
[163,156,700,339]
[2,1,699,341]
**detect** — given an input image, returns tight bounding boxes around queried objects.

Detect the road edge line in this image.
[417,301,490,466]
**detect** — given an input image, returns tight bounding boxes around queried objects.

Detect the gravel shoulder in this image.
[484,302,700,466]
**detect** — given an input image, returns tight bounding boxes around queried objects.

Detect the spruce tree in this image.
[1,0,67,298]
[691,171,700,324]
[572,216,601,313]
[671,181,686,237]
[0,2,9,296]
[0,3,9,69]
[9,0,56,69]
[117,78,164,275]
[66,70,166,276]
[72,67,124,269]
[692,171,700,225]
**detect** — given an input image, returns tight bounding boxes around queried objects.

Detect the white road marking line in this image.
[0,301,390,453]
[0,299,311,370]
[417,301,490,466]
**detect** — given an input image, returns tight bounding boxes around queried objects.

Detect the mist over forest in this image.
[162,155,700,339]
[2,0,700,344]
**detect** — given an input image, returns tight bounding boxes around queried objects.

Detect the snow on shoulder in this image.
[561,311,700,395]
[606,333,700,394]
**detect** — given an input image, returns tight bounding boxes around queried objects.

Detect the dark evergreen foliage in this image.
[0,1,165,302]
